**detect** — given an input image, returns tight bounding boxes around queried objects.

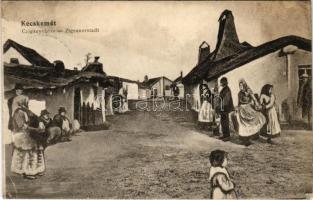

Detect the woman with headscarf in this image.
[235,79,266,146]
[260,84,281,143]
[198,84,214,129]
[10,94,45,179]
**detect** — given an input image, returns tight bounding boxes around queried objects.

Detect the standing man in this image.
[218,77,234,141]
[297,73,312,125]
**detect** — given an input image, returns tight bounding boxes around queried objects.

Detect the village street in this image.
[5,108,313,199]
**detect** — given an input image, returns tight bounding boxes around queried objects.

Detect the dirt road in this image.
[4,109,313,198]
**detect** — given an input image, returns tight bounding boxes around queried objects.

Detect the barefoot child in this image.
[209,150,237,199]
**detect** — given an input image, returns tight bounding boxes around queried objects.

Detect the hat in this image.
[14,83,24,90]
[58,107,67,113]
[40,109,50,116]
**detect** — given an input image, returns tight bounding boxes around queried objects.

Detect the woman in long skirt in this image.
[11,108,45,179]
[260,84,281,143]
[235,79,266,146]
[198,84,214,129]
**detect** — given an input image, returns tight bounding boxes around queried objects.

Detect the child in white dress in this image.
[209,150,237,199]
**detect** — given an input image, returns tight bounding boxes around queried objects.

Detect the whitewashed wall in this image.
[217,48,311,123]
[122,82,139,100]
[3,48,32,65]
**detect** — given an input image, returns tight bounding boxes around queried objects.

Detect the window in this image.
[165,85,170,90]
[298,65,312,79]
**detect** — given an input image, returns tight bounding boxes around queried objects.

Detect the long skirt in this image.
[11,132,45,176]
[267,106,281,136]
[235,104,266,137]
[198,101,214,123]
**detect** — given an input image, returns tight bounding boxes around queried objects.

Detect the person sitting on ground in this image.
[39,109,62,146]
[209,149,237,199]
[53,107,72,142]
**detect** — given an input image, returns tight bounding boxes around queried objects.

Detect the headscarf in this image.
[239,79,253,94]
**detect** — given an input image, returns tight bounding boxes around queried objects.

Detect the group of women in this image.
[198,79,281,145]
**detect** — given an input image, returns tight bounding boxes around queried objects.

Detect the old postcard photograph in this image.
[1,1,312,199]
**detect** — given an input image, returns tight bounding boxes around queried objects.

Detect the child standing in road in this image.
[209,150,237,199]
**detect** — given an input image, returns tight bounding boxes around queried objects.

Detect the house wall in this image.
[80,83,102,109]
[217,48,311,124]
[218,50,286,108]
[163,78,173,97]
[139,88,150,99]
[3,48,31,65]
[45,87,75,122]
[151,80,162,97]
[177,83,185,99]
[287,48,312,121]
[185,83,200,112]
[122,82,139,100]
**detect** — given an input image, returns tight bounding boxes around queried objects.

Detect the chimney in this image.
[74,67,78,71]
[198,41,210,64]
[94,56,100,63]
[144,75,149,82]
[213,10,242,60]
[180,71,183,78]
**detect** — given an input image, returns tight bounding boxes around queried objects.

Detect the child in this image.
[209,150,237,199]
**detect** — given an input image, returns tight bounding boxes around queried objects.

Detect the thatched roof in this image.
[4,63,109,90]
[3,39,53,67]
[3,39,111,92]
[182,10,312,85]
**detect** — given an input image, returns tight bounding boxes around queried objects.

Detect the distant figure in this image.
[297,73,312,124]
[172,83,180,100]
[218,77,234,141]
[39,109,61,146]
[235,79,265,146]
[209,149,237,199]
[198,84,214,129]
[53,107,72,142]
[260,84,281,143]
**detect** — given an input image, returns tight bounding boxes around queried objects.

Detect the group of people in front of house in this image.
[8,83,79,179]
[198,77,281,146]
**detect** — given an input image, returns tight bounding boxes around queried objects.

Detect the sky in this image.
[1,1,311,81]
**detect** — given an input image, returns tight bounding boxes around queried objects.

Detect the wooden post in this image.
[87,102,90,126]
[91,103,95,125]
[82,102,87,126]
[101,88,106,123]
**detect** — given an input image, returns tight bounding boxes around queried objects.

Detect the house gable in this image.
[3,39,53,67]
[3,47,32,65]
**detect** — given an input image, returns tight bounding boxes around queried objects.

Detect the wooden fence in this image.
[80,102,103,127]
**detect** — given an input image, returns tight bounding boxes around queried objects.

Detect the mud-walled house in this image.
[3,39,111,131]
[139,76,173,99]
[105,76,140,111]
[183,10,312,129]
